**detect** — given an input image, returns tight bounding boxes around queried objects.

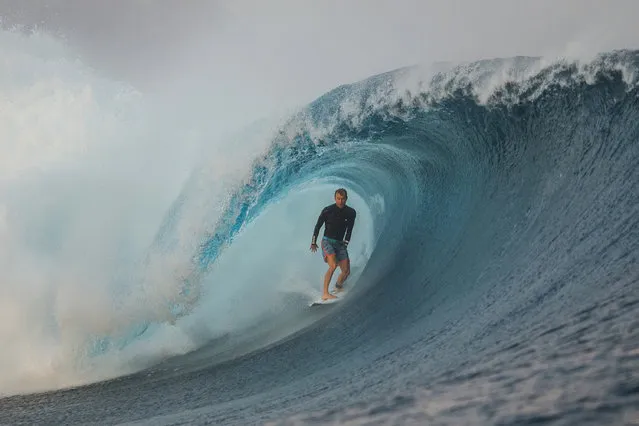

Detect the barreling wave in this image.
[153,50,639,322]
[2,44,638,424]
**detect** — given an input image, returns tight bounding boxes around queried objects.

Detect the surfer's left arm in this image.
[344,209,356,245]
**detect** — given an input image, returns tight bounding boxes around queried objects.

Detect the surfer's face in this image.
[335,193,346,208]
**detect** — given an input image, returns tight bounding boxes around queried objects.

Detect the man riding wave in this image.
[310,188,356,300]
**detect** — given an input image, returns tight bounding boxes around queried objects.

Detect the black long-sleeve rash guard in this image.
[312,203,357,244]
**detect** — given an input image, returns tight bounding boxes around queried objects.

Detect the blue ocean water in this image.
[1,51,638,425]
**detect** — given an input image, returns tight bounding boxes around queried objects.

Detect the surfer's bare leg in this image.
[322,254,338,300]
[335,258,350,291]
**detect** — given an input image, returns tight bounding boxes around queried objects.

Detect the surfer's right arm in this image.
[311,208,327,251]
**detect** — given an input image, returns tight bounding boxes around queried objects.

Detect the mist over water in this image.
[0,28,194,393]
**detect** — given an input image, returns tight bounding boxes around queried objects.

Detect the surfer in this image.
[310,188,356,300]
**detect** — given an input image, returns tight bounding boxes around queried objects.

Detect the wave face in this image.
[1,48,639,425]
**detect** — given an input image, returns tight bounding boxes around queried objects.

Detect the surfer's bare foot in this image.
[334,284,344,293]
[322,293,338,301]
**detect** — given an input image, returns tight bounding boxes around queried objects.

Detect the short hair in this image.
[335,188,348,199]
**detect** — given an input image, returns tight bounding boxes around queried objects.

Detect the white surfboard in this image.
[309,297,341,307]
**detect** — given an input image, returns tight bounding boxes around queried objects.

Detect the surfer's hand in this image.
[310,243,318,252]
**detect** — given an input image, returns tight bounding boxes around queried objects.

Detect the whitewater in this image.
[0,27,638,426]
